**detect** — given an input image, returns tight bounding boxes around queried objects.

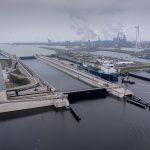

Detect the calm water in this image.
[0,97,150,150]
[0,45,150,150]
[91,50,150,63]
[23,59,91,92]
[121,47,145,52]
[0,44,56,57]
[133,71,150,79]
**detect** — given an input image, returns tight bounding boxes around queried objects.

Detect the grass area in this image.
[0,59,12,69]
[5,82,19,89]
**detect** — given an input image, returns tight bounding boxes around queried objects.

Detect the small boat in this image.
[121,76,135,84]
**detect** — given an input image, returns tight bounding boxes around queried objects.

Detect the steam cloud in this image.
[70,16,98,41]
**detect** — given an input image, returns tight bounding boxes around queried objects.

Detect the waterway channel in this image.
[23,59,91,92]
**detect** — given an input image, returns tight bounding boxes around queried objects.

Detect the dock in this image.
[0,91,69,114]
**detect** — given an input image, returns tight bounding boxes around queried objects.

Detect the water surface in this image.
[0,45,150,150]
[91,50,150,63]
[23,59,91,92]
[0,44,55,57]
[0,96,150,150]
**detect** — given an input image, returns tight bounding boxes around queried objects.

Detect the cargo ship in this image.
[79,61,119,81]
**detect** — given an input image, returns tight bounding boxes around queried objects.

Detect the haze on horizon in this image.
[0,0,150,42]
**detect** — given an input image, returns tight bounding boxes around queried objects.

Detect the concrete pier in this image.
[36,55,133,98]
[0,94,69,114]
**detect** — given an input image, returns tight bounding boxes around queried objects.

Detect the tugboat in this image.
[122,74,135,84]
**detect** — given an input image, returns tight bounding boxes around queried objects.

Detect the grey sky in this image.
[0,0,150,42]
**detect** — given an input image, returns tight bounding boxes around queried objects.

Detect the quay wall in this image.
[0,97,69,114]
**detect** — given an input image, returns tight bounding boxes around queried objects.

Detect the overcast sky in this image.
[0,0,150,42]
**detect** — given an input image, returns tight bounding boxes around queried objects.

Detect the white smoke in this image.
[70,16,98,41]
